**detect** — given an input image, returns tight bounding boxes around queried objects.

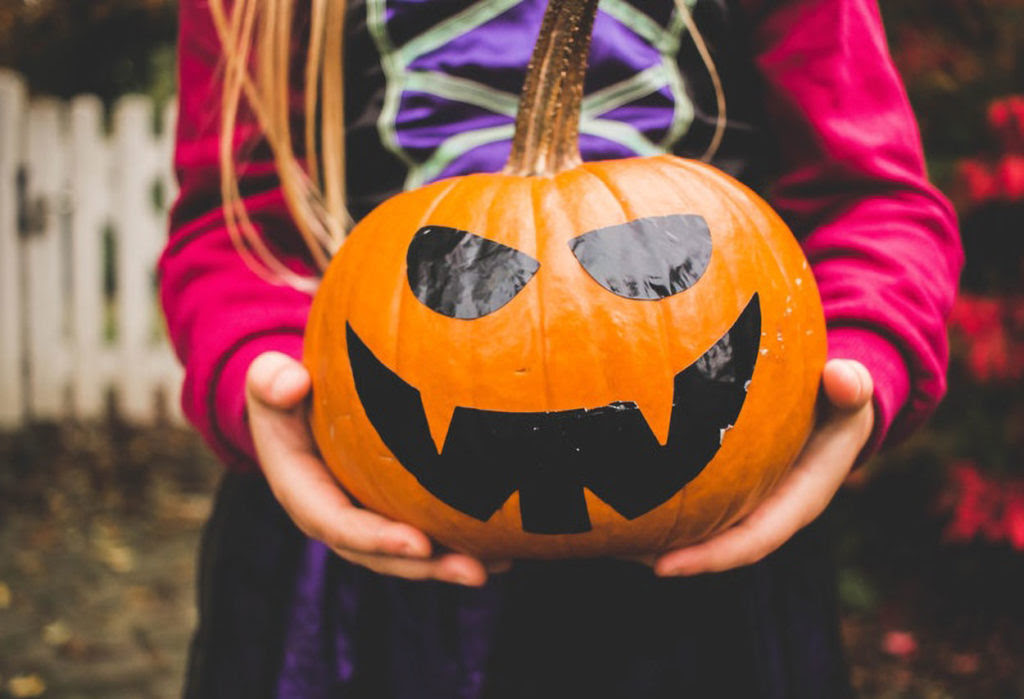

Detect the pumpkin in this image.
[304,0,826,559]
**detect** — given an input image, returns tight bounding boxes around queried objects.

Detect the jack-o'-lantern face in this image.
[305,155,826,559]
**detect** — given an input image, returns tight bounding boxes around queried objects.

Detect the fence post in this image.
[69,94,110,419]
[111,96,164,422]
[0,71,26,427]
[2,78,186,428]
[24,98,71,421]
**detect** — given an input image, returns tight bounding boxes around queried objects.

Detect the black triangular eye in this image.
[568,214,712,300]
[407,226,540,319]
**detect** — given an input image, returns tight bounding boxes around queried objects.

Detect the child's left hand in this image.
[638,358,875,577]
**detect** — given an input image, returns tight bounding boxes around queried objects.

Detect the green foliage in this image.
[839,566,880,613]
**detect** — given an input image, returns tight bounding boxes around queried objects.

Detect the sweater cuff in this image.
[209,330,306,471]
[827,325,911,458]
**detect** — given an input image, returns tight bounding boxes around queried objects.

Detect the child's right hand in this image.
[246,351,503,587]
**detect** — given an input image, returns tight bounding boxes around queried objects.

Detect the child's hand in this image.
[246,351,506,587]
[640,358,875,577]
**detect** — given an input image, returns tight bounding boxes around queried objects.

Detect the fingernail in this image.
[834,360,856,383]
[384,533,415,556]
[655,560,688,577]
[396,540,419,556]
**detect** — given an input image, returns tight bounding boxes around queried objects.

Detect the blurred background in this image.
[0,1,1022,697]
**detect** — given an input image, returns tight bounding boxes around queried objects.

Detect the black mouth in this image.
[345,294,761,535]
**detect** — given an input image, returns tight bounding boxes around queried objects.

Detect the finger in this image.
[247,381,433,559]
[246,351,311,410]
[822,359,873,412]
[654,405,868,577]
[263,447,433,559]
[339,549,490,587]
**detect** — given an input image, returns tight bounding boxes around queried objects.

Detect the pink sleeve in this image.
[159,0,313,470]
[744,0,963,452]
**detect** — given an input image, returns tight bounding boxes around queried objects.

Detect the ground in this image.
[0,424,215,699]
[0,423,1022,698]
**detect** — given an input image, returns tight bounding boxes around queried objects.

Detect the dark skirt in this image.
[184,473,852,699]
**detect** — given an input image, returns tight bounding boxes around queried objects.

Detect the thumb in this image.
[246,351,311,410]
[822,359,873,412]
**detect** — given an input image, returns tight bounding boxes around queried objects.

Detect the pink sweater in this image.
[160,0,962,472]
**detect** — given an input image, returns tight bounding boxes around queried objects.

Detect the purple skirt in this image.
[184,474,851,698]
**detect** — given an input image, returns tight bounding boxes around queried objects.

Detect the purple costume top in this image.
[162,0,962,696]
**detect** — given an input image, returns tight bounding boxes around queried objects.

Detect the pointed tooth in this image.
[634,381,676,447]
[421,394,458,454]
[719,424,734,446]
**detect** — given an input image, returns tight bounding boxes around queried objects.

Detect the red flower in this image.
[942,462,997,543]
[949,295,1024,382]
[949,295,1002,339]
[940,463,1024,552]
[1004,489,1024,551]
[988,96,1024,153]
[969,329,1013,382]
[995,155,1024,200]
[953,159,999,208]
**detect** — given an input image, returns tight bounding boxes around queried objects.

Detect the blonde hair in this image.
[208,0,349,291]
[209,0,724,288]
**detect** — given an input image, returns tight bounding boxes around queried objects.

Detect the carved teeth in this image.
[421,395,458,454]
[634,380,676,446]
[719,423,734,445]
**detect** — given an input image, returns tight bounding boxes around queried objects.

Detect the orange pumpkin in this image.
[304,0,826,559]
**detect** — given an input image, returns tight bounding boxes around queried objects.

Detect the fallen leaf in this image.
[100,544,136,573]
[59,636,99,661]
[42,620,72,647]
[91,523,136,573]
[125,585,156,609]
[8,674,47,697]
[0,581,10,608]
[14,552,43,576]
[92,538,135,573]
[105,548,136,573]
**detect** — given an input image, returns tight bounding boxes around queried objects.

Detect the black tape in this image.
[569,214,712,300]
[406,226,540,319]
[346,294,761,535]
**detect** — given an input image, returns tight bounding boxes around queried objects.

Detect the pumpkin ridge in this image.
[573,161,680,439]
[465,174,525,432]
[527,176,552,416]
[651,157,754,316]
[566,165,633,404]
[390,178,463,381]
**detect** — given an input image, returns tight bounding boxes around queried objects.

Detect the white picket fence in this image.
[0,70,184,428]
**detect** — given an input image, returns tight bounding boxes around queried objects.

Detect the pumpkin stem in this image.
[504,0,599,177]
